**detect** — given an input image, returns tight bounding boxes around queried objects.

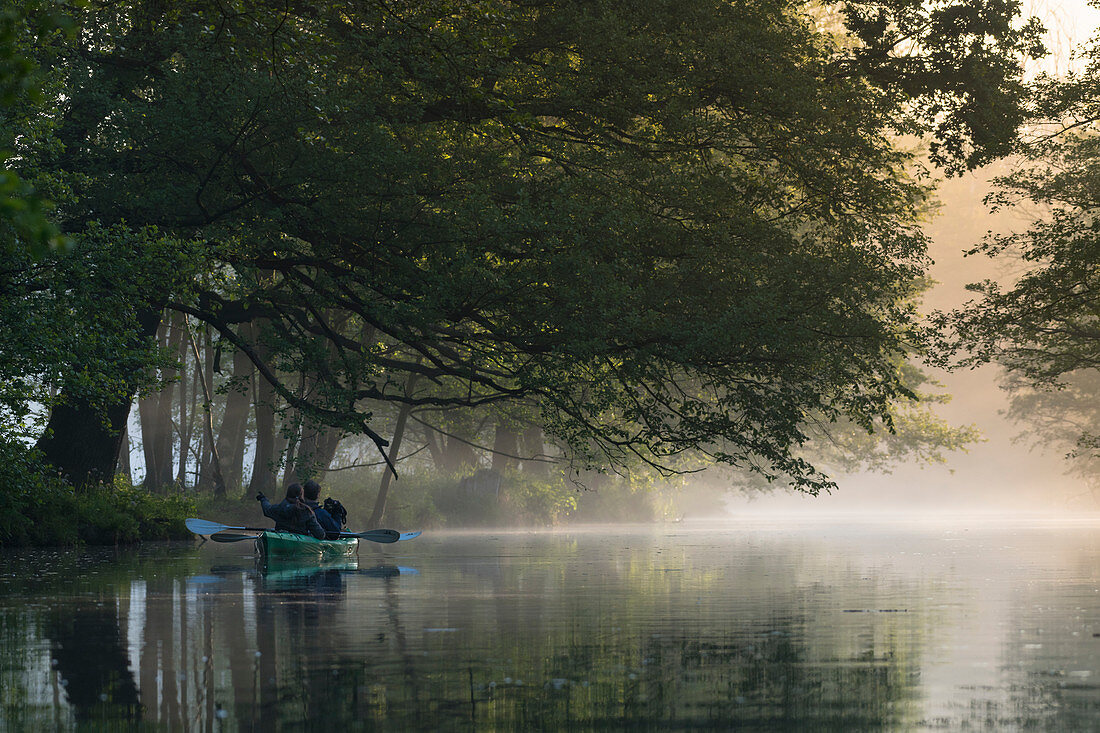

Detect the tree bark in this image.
[176,331,197,485]
[371,396,418,528]
[367,374,420,527]
[285,423,342,483]
[421,423,444,470]
[137,393,160,488]
[441,433,479,473]
[247,333,280,497]
[138,314,180,493]
[315,428,343,478]
[154,312,185,485]
[37,399,133,489]
[280,417,300,487]
[213,344,252,495]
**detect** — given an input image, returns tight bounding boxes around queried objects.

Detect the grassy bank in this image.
[0,442,195,547]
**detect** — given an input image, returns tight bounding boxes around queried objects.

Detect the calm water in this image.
[2,520,1100,731]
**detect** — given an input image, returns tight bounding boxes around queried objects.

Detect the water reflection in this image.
[1,523,1099,729]
[48,599,141,726]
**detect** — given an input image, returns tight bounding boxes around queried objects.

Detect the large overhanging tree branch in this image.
[26,0,1039,489]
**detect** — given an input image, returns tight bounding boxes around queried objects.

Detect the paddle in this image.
[337,529,421,542]
[187,518,268,535]
[186,518,420,544]
[210,528,409,544]
[210,532,260,543]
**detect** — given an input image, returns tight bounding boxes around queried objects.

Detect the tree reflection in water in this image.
[1,527,1100,729]
[47,600,142,726]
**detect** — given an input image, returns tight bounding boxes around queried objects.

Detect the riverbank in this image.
[0,474,194,547]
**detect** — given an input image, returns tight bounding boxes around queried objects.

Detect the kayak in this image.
[255,530,359,561]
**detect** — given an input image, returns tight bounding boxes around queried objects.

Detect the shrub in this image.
[0,440,195,547]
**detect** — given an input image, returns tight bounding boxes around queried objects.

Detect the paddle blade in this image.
[186,518,231,536]
[210,532,259,543]
[354,529,400,543]
[398,531,422,542]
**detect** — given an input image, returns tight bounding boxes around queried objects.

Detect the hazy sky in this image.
[726,2,1100,517]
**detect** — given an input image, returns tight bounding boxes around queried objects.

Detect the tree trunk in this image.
[138,314,180,493]
[37,399,132,490]
[188,322,226,497]
[213,344,252,495]
[368,375,421,527]
[285,423,343,483]
[36,308,161,490]
[138,318,166,491]
[248,337,280,497]
[522,425,548,477]
[137,393,160,489]
[226,405,250,497]
[491,422,519,473]
[315,428,343,478]
[280,417,300,487]
[421,423,444,470]
[281,309,351,485]
[441,433,479,473]
[176,331,197,486]
[116,424,131,483]
[153,312,184,486]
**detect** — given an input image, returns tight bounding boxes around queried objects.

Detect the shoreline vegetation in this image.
[0,441,693,547]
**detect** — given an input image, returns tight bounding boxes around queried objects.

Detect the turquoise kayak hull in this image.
[256,530,359,560]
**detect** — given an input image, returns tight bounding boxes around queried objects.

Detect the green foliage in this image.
[839,0,1045,174]
[0,440,194,547]
[0,223,204,448]
[192,494,261,529]
[937,31,1100,478]
[10,0,1035,493]
[430,470,580,526]
[0,2,73,258]
[500,472,579,525]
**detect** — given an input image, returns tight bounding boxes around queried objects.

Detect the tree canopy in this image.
[938,26,1100,468]
[5,0,1043,492]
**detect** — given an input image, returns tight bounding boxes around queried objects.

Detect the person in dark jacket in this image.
[303,479,343,539]
[257,483,325,539]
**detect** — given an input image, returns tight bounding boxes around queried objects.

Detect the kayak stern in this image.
[256,530,359,560]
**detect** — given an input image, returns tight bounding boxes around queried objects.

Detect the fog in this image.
[727,155,1098,519]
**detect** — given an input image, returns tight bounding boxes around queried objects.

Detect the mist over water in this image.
[722,158,1099,519]
[5,523,1100,730]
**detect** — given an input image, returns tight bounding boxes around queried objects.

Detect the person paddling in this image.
[302,479,344,539]
[257,483,325,539]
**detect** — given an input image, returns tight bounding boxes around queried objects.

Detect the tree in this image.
[938,28,1100,478]
[999,371,1100,499]
[0,2,69,258]
[25,0,1041,492]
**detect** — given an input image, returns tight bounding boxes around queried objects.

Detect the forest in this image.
[3,0,1098,545]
